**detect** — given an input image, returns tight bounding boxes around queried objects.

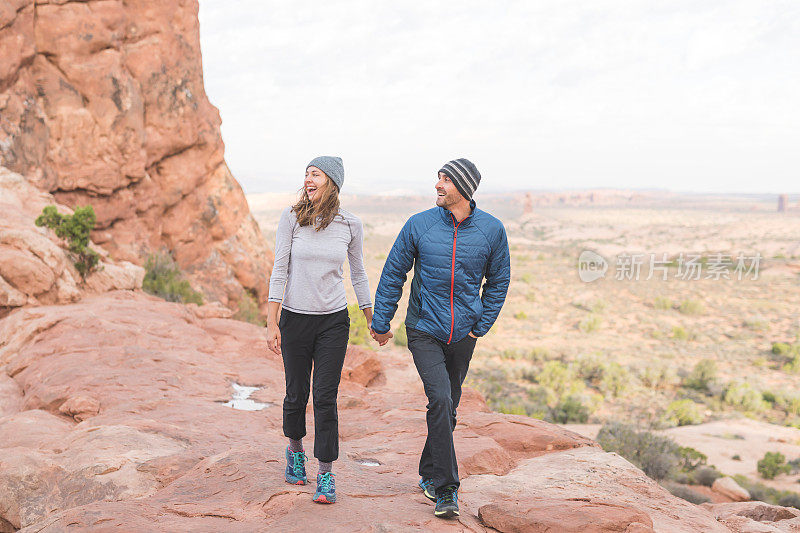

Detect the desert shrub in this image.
[35,205,100,279]
[778,393,800,416]
[142,252,203,304]
[638,363,677,390]
[514,311,528,320]
[551,394,590,424]
[234,290,262,325]
[772,342,797,356]
[654,296,672,310]
[599,362,631,398]
[579,314,601,333]
[683,359,717,391]
[733,475,800,509]
[758,452,791,480]
[596,422,680,480]
[783,354,800,373]
[679,299,705,315]
[694,466,722,487]
[724,382,768,412]
[678,446,707,471]
[665,399,703,426]
[779,493,800,509]
[662,482,711,504]
[394,321,407,346]
[672,326,689,340]
[536,361,584,403]
[347,304,371,345]
[732,454,741,461]
[520,273,533,284]
[575,353,606,384]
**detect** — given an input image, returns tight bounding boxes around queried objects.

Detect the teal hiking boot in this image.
[313,472,336,504]
[284,446,308,485]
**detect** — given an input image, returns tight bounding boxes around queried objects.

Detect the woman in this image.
[266,156,373,505]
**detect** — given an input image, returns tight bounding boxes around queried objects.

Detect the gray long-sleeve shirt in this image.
[268,206,372,314]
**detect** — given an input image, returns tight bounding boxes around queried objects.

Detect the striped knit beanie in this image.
[439,158,481,201]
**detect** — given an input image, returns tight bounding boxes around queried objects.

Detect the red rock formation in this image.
[1,291,783,532]
[0,167,144,317]
[0,0,272,314]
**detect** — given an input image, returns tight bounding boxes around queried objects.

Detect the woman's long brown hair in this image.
[291,177,340,231]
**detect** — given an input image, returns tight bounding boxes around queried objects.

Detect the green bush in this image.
[783,354,800,373]
[662,482,711,504]
[575,353,606,384]
[234,290,262,325]
[734,474,800,509]
[142,252,203,304]
[679,299,705,315]
[394,321,407,346]
[579,314,601,333]
[724,382,768,412]
[35,205,100,279]
[665,399,704,426]
[597,422,680,480]
[551,394,590,424]
[694,466,722,487]
[683,359,717,391]
[772,342,797,356]
[599,362,631,398]
[514,311,528,320]
[672,326,690,341]
[638,363,677,390]
[757,452,791,480]
[678,446,707,471]
[654,296,672,310]
[347,304,371,345]
[536,361,584,403]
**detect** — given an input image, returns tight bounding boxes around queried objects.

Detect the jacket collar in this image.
[438,199,477,227]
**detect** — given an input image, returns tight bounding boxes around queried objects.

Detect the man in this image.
[370,158,511,519]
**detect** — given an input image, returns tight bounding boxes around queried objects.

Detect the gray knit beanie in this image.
[439,158,481,200]
[307,156,344,191]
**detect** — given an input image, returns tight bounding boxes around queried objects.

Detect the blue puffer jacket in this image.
[372,199,511,344]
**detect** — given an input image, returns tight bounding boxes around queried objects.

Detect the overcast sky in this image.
[198,0,799,195]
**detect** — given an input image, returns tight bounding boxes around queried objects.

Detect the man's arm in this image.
[371,217,417,335]
[471,224,511,336]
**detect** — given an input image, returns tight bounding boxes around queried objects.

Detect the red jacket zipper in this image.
[448,214,463,344]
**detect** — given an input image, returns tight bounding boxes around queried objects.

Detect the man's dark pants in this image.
[406,327,478,492]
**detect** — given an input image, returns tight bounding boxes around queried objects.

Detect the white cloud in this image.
[198,0,800,194]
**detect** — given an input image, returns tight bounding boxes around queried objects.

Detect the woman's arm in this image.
[347,215,373,311]
[266,301,282,355]
[266,208,293,356]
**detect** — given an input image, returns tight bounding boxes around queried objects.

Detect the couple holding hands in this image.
[265,156,510,519]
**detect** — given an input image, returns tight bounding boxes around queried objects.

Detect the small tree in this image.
[35,205,100,280]
[758,452,791,480]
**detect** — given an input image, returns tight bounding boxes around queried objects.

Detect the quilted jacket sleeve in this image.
[371,216,417,334]
[472,223,511,336]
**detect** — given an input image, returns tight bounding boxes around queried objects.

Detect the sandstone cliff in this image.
[0,0,272,313]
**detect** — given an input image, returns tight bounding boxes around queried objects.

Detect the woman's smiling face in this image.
[304,166,329,203]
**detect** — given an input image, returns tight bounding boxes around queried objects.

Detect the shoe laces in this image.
[318,472,335,492]
[422,478,435,491]
[437,486,457,504]
[290,450,307,473]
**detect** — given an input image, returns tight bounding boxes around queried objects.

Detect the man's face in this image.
[435,172,462,208]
